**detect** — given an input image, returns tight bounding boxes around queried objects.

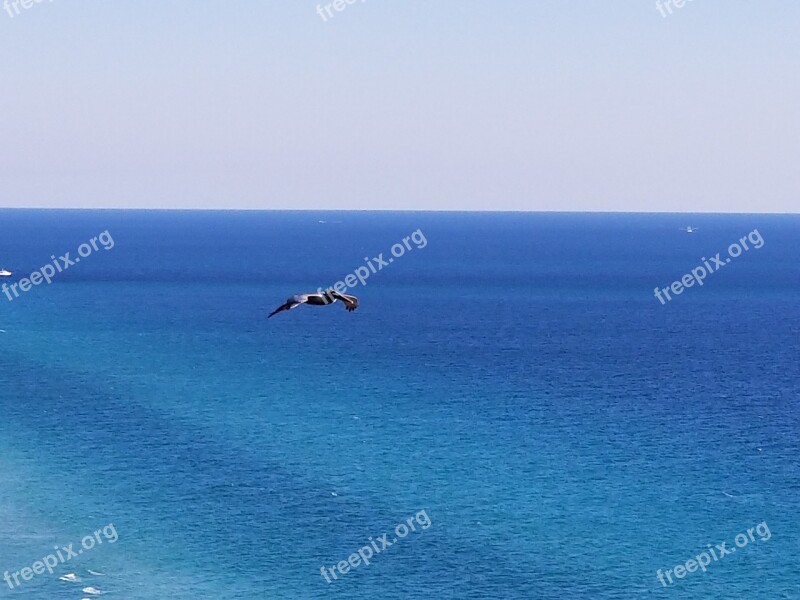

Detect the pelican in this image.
[268,290,358,319]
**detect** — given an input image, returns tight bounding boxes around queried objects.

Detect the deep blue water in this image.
[0,211,797,599]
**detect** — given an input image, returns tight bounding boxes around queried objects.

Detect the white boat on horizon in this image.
[0,268,12,277]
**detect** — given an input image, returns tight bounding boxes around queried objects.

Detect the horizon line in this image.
[0,207,798,215]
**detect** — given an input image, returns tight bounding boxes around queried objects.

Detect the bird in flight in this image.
[268,291,359,319]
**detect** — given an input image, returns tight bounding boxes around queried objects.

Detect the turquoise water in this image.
[0,211,798,599]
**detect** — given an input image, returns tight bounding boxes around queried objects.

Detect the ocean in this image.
[0,210,797,599]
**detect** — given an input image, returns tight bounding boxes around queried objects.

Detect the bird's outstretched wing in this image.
[268,300,300,319]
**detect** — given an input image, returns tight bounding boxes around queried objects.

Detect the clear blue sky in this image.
[0,1,797,211]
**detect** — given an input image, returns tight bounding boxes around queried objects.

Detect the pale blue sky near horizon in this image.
[0,1,797,212]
